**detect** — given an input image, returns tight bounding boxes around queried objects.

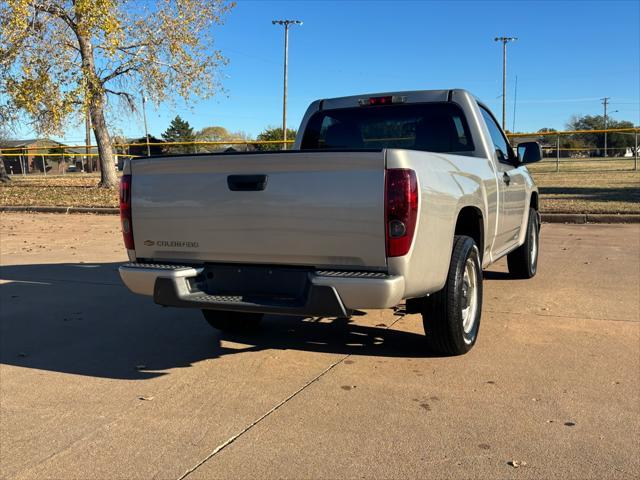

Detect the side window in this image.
[480,106,511,163]
[452,116,470,147]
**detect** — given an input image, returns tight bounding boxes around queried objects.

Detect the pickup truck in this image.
[118,89,542,355]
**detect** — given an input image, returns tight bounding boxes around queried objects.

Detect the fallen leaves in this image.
[0,175,119,207]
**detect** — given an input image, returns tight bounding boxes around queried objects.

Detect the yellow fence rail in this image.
[1,128,638,174]
[0,139,294,153]
[0,129,637,153]
[506,127,639,138]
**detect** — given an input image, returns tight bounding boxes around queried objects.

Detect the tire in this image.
[421,235,483,356]
[201,310,264,332]
[507,208,539,279]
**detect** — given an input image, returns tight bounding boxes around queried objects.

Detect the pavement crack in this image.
[484,309,638,323]
[0,277,125,288]
[177,316,404,480]
[176,356,348,480]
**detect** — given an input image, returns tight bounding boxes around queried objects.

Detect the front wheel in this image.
[507,208,539,279]
[421,235,483,356]
[202,310,264,332]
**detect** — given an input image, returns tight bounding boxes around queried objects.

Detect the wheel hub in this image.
[461,258,478,336]
[461,281,470,308]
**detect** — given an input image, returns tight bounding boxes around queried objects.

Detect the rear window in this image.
[300,102,474,153]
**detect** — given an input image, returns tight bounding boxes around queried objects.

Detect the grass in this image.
[1,165,639,214]
[528,161,639,213]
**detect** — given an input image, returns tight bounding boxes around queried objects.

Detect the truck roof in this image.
[318,89,474,111]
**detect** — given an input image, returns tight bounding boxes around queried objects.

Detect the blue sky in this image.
[37,0,640,143]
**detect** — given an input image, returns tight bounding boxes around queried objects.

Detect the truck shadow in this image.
[483,271,511,280]
[538,186,639,204]
[1,262,441,381]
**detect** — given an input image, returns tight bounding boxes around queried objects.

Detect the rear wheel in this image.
[507,208,539,279]
[201,310,263,332]
[421,235,483,356]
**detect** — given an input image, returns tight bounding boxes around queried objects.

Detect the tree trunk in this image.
[76,31,118,188]
[0,156,10,183]
[90,100,118,187]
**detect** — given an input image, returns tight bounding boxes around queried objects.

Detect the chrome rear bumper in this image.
[119,263,405,315]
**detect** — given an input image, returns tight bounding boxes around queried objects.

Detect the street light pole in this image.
[273,19,302,150]
[495,36,517,130]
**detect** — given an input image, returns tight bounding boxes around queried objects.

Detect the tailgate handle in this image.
[227,175,268,191]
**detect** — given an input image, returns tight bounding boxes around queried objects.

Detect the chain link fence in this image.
[507,128,639,172]
[0,140,292,176]
[1,129,638,177]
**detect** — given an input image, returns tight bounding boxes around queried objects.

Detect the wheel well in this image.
[454,207,484,259]
[530,192,539,211]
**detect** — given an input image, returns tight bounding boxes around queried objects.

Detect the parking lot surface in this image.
[1,213,638,479]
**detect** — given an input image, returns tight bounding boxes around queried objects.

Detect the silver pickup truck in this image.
[119,89,542,355]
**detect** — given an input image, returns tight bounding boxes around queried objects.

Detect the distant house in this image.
[0,138,65,174]
[65,145,99,171]
[124,136,166,157]
[108,136,167,170]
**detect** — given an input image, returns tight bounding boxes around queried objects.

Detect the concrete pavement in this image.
[1,213,638,479]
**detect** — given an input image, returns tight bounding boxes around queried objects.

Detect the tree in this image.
[162,116,195,154]
[567,115,635,156]
[254,126,297,151]
[195,125,250,152]
[0,0,234,187]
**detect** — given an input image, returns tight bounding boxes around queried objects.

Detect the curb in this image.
[541,213,640,224]
[1,206,119,215]
[1,206,639,223]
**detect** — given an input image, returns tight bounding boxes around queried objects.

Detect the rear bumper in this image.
[119,263,405,315]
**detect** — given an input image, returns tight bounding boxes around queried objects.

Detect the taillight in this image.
[385,169,418,257]
[119,174,135,249]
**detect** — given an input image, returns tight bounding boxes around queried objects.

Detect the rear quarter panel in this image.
[386,149,498,298]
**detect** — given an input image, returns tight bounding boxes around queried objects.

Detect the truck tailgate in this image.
[130,151,387,269]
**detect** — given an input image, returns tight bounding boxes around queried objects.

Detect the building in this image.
[0,138,66,174]
[65,145,99,172]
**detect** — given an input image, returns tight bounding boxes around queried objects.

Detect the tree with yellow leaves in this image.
[0,0,234,187]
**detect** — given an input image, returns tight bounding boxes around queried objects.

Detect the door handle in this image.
[227,175,268,191]
[502,172,511,186]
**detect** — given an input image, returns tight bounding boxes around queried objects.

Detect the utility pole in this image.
[602,97,610,157]
[495,36,517,130]
[512,75,518,133]
[273,19,302,149]
[141,92,151,156]
[84,111,91,172]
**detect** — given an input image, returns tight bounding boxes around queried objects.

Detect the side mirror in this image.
[517,142,543,164]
